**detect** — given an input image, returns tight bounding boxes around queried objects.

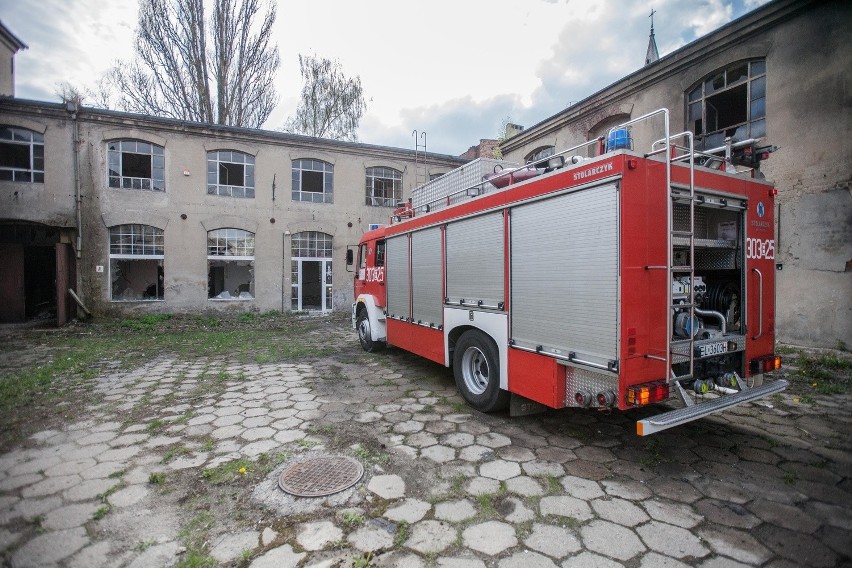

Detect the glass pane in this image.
[137,142,152,154]
[751,97,766,120]
[751,76,766,100]
[751,60,766,75]
[751,118,766,138]
[726,63,748,85]
[153,145,164,156]
[33,172,44,183]
[705,72,725,95]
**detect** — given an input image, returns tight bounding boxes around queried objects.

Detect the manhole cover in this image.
[278,456,364,497]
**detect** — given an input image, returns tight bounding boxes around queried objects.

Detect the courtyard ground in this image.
[0,312,849,568]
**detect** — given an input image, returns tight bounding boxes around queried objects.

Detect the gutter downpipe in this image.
[69,101,82,259]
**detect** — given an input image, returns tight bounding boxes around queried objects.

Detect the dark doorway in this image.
[0,244,25,322]
[302,261,322,310]
[0,223,73,325]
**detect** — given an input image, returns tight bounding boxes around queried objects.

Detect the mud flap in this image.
[509,393,550,417]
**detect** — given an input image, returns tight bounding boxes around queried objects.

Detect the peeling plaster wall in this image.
[0,100,465,317]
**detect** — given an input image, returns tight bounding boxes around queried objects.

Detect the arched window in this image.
[524,145,554,165]
[108,140,165,191]
[365,166,402,207]
[292,159,333,203]
[0,126,44,183]
[207,150,255,198]
[687,59,766,150]
[207,228,255,299]
[109,224,164,301]
[290,231,333,312]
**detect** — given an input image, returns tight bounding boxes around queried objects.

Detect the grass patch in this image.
[353,444,390,465]
[93,504,110,520]
[342,511,365,527]
[146,419,166,434]
[148,472,166,485]
[120,313,173,331]
[788,350,852,395]
[162,446,193,463]
[201,458,255,485]
[393,521,409,547]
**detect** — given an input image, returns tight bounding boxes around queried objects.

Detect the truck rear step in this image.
[636,379,788,436]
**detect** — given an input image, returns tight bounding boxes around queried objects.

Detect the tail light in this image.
[626,381,670,406]
[750,354,782,374]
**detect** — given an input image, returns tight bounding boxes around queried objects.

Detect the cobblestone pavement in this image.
[1,316,850,567]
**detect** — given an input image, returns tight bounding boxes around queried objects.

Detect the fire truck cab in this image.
[349,109,786,435]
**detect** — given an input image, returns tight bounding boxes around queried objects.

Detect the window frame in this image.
[365,166,403,207]
[0,126,45,183]
[686,59,766,151]
[107,139,165,191]
[524,145,555,166]
[207,150,255,198]
[207,228,256,300]
[108,224,165,302]
[292,159,334,203]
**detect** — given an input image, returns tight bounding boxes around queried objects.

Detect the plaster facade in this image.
[500,0,851,348]
[0,99,465,318]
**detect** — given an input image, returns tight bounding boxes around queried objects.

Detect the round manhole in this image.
[278,456,364,497]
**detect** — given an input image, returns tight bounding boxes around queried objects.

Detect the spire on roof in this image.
[645,8,659,66]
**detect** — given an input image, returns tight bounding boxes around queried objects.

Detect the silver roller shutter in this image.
[510,183,619,364]
[411,227,443,326]
[446,212,504,308]
[386,235,410,319]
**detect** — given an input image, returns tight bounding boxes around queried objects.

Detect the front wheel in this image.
[356,310,383,353]
[452,330,509,412]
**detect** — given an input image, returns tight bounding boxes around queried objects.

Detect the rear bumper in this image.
[636,379,788,436]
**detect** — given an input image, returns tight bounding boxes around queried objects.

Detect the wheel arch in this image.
[355,294,386,342]
[443,308,509,390]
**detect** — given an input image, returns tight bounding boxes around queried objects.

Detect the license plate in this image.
[697,341,728,358]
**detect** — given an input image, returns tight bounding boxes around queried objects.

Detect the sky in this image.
[0,0,769,156]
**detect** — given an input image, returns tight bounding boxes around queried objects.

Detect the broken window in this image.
[365,166,402,207]
[292,159,333,203]
[107,140,165,191]
[686,59,766,150]
[525,145,554,166]
[207,228,255,299]
[109,224,164,301]
[207,150,255,198]
[0,126,44,183]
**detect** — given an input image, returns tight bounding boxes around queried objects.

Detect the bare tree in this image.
[283,54,367,141]
[54,82,85,107]
[105,0,279,128]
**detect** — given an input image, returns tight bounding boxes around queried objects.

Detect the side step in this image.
[636,379,788,436]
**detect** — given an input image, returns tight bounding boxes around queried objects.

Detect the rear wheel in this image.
[356,310,383,353]
[453,330,508,412]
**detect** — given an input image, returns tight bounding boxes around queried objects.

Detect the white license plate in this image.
[698,341,728,357]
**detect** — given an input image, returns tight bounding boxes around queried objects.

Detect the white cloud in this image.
[1,0,763,154]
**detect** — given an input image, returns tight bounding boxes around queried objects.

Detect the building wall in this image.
[501,0,851,348]
[0,100,464,317]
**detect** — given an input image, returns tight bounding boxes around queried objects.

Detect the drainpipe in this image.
[67,100,82,259]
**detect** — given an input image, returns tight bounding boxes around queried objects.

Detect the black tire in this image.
[452,330,509,412]
[356,310,383,353]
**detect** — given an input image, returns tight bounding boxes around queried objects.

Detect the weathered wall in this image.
[0,100,465,317]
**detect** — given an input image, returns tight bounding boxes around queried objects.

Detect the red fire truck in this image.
[348,109,786,435]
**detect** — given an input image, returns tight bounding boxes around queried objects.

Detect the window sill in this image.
[208,297,254,302]
[110,298,165,303]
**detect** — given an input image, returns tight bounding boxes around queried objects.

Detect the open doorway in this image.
[290,231,333,312]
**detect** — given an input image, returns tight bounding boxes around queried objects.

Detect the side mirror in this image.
[346,248,354,266]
